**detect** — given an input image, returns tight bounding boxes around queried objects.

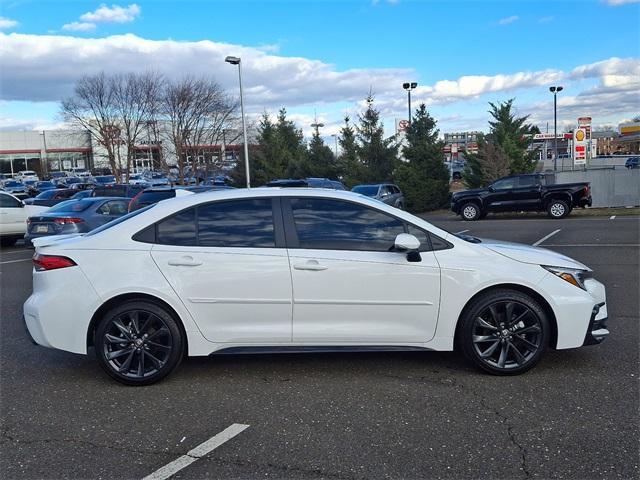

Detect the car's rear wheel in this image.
[461,202,481,221]
[459,289,549,375]
[547,199,570,219]
[95,300,184,386]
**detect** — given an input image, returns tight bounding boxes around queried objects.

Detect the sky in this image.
[0,0,639,141]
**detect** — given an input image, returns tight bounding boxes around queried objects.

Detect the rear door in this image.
[150,198,292,343]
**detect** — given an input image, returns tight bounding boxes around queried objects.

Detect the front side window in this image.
[290,198,404,251]
[198,199,275,248]
[0,193,21,208]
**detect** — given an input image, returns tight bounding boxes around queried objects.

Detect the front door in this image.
[150,198,292,344]
[284,197,440,344]
[0,193,27,235]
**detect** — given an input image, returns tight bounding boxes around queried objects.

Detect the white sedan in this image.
[24,189,608,385]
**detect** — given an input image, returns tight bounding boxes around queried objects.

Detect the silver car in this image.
[352,183,405,209]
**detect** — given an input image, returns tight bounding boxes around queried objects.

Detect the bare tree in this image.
[111,72,164,181]
[60,73,123,177]
[162,77,237,184]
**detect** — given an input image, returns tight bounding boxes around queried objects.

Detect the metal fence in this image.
[553,168,640,208]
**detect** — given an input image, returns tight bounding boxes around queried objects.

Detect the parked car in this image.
[23,188,77,207]
[29,181,58,196]
[49,171,69,184]
[15,170,39,182]
[352,183,405,209]
[24,197,131,246]
[91,184,146,198]
[1,179,28,196]
[59,176,83,187]
[451,173,592,220]
[128,174,151,186]
[265,178,346,190]
[0,191,47,246]
[23,180,39,196]
[68,167,91,178]
[93,175,117,186]
[24,189,608,385]
[69,182,96,191]
[448,160,466,180]
[624,156,639,169]
[71,189,94,200]
[128,187,194,212]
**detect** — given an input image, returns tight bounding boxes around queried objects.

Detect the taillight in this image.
[32,254,77,271]
[26,218,32,225]
[128,191,143,212]
[53,217,84,225]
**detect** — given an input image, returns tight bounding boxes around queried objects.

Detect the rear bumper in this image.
[577,196,592,208]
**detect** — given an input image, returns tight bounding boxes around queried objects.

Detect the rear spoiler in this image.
[32,233,85,248]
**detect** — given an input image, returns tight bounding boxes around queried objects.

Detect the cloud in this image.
[497,15,519,25]
[0,16,19,29]
[79,3,141,24]
[605,0,640,5]
[0,32,637,134]
[62,22,97,32]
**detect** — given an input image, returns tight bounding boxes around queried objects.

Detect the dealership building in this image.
[0,127,245,178]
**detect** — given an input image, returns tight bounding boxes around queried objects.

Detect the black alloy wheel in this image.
[95,301,183,385]
[459,290,549,375]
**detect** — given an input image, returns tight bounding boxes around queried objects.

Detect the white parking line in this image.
[142,424,250,480]
[0,258,32,265]
[610,215,616,220]
[0,249,32,255]
[455,229,469,234]
[532,229,561,246]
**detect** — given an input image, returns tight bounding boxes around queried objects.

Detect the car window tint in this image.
[492,178,516,190]
[0,194,21,208]
[518,176,537,187]
[198,199,275,248]
[290,198,405,251]
[157,208,197,246]
[98,200,128,216]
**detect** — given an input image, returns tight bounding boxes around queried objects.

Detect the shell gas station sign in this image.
[573,128,587,165]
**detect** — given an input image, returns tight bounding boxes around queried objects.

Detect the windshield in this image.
[352,185,379,197]
[5,181,21,187]
[47,199,94,213]
[86,204,155,236]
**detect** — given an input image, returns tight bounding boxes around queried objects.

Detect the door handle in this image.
[167,256,202,267]
[293,260,328,271]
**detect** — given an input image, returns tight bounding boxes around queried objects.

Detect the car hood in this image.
[478,238,590,271]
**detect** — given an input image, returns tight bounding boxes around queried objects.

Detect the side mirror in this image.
[488,185,495,192]
[394,233,422,262]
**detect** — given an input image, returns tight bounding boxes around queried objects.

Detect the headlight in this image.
[542,265,591,290]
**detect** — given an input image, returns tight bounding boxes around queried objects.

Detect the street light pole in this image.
[225,55,251,188]
[402,82,417,125]
[331,134,338,157]
[549,86,563,171]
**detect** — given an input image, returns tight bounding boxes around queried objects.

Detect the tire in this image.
[547,199,570,219]
[458,289,549,375]
[95,300,184,386]
[460,202,482,221]
[0,236,18,247]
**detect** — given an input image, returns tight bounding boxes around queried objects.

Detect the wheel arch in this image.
[543,192,572,208]
[87,292,189,355]
[454,283,558,349]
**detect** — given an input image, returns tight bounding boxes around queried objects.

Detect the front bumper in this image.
[583,302,609,346]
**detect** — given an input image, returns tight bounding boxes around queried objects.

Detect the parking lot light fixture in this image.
[225,55,250,188]
[402,82,418,126]
[549,86,564,171]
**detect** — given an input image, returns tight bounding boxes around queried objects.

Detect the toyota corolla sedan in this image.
[24,189,608,385]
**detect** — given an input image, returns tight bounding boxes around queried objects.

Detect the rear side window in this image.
[198,199,274,247]
[157,208,197,246]
[290,198,404,251]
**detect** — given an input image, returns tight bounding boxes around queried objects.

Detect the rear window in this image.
[86,204,155,236]
[48,199,94,213]
[138,191,175,204]
[352,185,379,197]
[35,190,58,199]
[93,186,126,197]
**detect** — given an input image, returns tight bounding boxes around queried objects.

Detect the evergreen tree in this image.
[356,94,398,183]
[463,99,539,187]
[275,108,309,179]
[337,115,362,187]
[394,104,450,211]
[306,124,338,178]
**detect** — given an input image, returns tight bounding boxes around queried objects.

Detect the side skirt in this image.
[209,345,433,355]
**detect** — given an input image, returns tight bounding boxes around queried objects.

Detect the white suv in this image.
[15,170,39,182]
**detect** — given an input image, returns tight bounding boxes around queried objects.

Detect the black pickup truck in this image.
[451,173,592,220]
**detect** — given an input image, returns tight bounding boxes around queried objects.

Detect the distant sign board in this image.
[573,128,587,165]
[397,119,409,133]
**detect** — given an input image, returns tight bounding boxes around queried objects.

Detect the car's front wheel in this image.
[95,300,184,385]
[458,289,549,375]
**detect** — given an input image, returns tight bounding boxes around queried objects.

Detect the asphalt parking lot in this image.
[1,213,638,480]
